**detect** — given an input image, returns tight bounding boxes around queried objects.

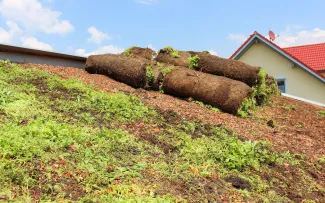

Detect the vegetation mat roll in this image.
[122,46,156,60]
[85,54,150,88]
[189,52,261,87]
[161,66,253,114]
[155,47,191,67]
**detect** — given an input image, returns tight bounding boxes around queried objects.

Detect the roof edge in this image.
[0,43,87,61]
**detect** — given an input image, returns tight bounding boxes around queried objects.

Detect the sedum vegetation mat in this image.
[0,61,324,202]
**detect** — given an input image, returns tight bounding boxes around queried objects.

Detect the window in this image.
[276,77,286,93]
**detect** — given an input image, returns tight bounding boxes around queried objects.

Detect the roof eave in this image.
[0,43,87,62]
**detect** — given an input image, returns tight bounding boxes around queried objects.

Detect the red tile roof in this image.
[283,43,325,71]
[230,31,325,81]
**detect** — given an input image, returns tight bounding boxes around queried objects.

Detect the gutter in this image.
[282,93,325,108]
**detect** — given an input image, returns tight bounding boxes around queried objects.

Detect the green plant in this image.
[237,96,256,118]
[318,110,325,117]
[192,100,221,113]
[188,55,200,70]
[253,69,280,106]
[157,62,164,67]
[1,62,324,202]
[159,66,174,93]
[317,157,325,163]
[164,46,180,58]
[121,46,135,57]
[146,65,154,89]
[179,127,277,171]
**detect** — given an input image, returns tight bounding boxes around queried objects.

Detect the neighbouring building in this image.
[230,32,325,104]
[0,43,86,68]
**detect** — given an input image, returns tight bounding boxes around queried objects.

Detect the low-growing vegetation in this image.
[145,65,155,88]
[187,55,200,70]
[0,61,324,202]
[163,46,180,58]
[159,65,174,93]
[318,110,325,117]
[121,46,135,57]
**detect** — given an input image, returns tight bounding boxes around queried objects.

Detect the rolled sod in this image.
[122,46,156,60]
[156,49,280,106]
[161,66,253,114]
[155,47,191,67]
[85,54,150,88]
[188,52,261,87]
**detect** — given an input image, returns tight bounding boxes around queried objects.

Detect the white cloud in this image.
[274,27,325,47]
[21,36,53,51]
[0,0,74,35]
[75,45,125,57]
[135,0,158,5]
[148,44,158,52]
[87,26,111,44]
[209,49,218,56]
[228,33,247,43]
[0,21,21,44]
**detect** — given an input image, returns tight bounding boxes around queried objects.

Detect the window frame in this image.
[275,76,287,93]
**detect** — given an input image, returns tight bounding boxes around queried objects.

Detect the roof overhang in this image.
[230,32,325,83]
[0,43,87,62]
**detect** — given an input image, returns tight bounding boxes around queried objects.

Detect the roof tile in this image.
[283,43,325,71]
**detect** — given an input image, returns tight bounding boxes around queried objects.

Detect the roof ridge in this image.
[283,42,325,49]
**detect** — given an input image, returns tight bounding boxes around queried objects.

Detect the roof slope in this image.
[284,43,325,71]
[0,43,87,61]
[230,32,325,82]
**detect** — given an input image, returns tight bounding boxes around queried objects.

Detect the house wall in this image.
[238,43,325,104]
[0,51,85,69]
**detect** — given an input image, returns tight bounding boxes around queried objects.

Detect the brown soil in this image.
[141,169,240,202]
[20,64,325,160]
[85,54,149,88]
[123,121,177,154]
[155,50,191,67]
[126,47,155,60]
[190,52,261,87]
[25,159,87,202]
[162,66,252,114]
[256,164,325,202]
[225,176,251,191]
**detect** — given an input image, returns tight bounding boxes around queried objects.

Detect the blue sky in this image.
[1,0,325,57]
